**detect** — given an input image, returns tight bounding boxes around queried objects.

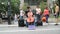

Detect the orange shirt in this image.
[27,11,34,23]
[43,9,49,15]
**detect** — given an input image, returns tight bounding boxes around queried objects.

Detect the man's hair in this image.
[55,3,59,6]
[45,7,48,9]
[27,6,30,9]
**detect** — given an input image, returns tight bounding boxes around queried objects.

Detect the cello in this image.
[27,11,34,24]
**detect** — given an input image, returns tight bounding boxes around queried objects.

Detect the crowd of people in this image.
[17,3,59,27]
[0,3,60,27]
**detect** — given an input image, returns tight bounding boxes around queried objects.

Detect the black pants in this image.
[18,19,24,27]
[36,14,43,26]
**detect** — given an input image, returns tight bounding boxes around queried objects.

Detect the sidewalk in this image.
[0,23,60,27]
[0,18,60,27]
[48,18,60,23]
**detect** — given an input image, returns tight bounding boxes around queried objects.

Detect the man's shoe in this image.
[55,24,58,25]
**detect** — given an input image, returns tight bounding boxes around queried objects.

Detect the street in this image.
[0,18,60,34]
[0,0,60,34]
[0,24,60,34]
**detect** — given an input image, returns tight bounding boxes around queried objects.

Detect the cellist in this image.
[26,9,34,26]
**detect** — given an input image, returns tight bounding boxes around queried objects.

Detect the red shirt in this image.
[43,9,49,15]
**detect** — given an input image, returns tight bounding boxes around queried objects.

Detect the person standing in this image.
[54,3,59,25]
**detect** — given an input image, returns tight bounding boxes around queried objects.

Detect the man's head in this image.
[55,3,58,6]
[27,6,31,11]
[45,7,48,10]
[27,6,30,9]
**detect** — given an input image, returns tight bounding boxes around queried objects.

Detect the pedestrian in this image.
[54,3,59,25]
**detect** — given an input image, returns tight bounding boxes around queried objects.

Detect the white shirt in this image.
[36,8,41,14]
[20,10,24,16]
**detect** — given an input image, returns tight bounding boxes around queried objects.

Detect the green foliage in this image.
[40,2,47,12]
[0,0,8,13]
[0,0,20,14]
[11,0,20,14]
[22,3,28,11]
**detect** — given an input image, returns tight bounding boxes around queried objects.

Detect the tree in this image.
[11,0,20,14]
[0,0,20,14]
[0,0,8,13]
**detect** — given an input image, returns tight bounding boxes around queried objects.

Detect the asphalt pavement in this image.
[0,18,60,34]
[0,24,60,34]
